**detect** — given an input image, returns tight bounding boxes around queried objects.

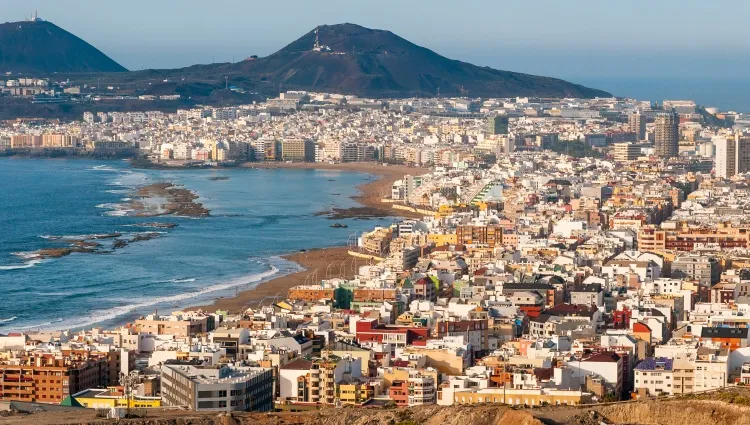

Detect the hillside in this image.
[0,404,544,425]
[0,22,613,118]
[0,20,126,73]
[6,395,750,425]
[228,23,610,99]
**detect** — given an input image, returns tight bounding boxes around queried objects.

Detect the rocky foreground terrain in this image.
[6,394,750,425]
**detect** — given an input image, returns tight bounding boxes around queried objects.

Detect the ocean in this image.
[576,77,750,113]
[0,158,383,331]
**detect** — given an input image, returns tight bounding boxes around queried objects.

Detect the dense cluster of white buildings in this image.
[3,92,750,414]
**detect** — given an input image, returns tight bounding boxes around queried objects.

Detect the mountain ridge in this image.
[223,23,611,98]
[0,20,126,73]
[2,21,609,99]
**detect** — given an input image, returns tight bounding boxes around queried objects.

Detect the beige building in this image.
[281,138,315,162]
[613,142,641,162]
[134,313,211,337]
[362,227,393,255]
[452,388,592,406]
[715,135,750,179]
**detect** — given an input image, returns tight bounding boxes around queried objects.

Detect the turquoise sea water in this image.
[0,158,384,331]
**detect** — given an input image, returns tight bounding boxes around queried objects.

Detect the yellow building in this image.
[337,381,374,405]
[72,388,162,409]
[427,232,457,246]
[382,368,439,392]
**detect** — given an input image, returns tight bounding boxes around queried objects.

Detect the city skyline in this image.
[5,0,749,81]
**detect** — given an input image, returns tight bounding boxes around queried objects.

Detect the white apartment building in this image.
[634,358,674,396]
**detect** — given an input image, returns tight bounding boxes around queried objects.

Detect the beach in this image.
[2,159,406,331]
[188,162,428,314]
[187,247,357,313]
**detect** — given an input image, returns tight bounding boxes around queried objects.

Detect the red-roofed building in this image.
[612,307,632,329]
[632,322,653,345]
[577,351,624,400]
[355,320,430,348]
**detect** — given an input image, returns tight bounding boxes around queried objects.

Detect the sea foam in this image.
[10,265,280,331]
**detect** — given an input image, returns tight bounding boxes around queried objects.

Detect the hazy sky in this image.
[6,0,750,81]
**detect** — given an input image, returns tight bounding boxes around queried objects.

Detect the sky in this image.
[5,0,750,82]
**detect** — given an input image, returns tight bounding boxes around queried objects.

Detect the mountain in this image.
[0,20,126,73]
[228,23,610,98]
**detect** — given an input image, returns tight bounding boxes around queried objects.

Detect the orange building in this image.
[0,354,110,404]
[287,286,335,303]
[700,327,748,351]
[639,222,750,252]
[456,225,502,247]
[353,288,397,302]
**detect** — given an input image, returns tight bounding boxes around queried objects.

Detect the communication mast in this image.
[312,26,331,52]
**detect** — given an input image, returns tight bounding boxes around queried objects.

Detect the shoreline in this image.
[185,162,428,314]
[6,160,426,326]
[186,247,359,313]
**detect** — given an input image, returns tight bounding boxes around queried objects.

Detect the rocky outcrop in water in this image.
[131,183,210,217]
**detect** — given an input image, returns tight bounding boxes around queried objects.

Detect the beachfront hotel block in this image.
[161,363,273,412]
[281,138,315,162]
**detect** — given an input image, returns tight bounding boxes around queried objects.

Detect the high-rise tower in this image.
[628,111,646,141]
[715,134,750,178]
[654,110,679,159]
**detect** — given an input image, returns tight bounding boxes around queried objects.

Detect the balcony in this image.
[1,387,34,395]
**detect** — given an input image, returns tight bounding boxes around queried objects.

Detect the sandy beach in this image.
[188,162,427,313]
[188,246,363,313]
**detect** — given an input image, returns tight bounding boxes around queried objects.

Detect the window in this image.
[218,390,227,398]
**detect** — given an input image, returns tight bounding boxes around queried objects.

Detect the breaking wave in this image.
[13,265,280,331]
